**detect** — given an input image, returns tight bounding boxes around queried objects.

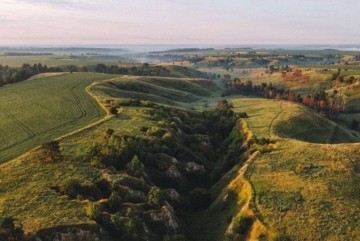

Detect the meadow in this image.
[0,72,119,163]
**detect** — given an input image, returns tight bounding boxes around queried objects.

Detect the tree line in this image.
[223,78,354,118]
[0,63,64,86]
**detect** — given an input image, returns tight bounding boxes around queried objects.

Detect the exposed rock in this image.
[151,153,178,171]
[163,189,184,205]
[185,162,206,175]
[148,202,180,233]
[166,166,184,181]
[173,116,182,124]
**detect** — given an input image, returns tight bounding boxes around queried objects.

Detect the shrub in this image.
[61,179,82,199]
[95,178,112,198]
[110,106,118,115]
[238,112,248,118]
[41,140,62,162]
[86,203,102,221]
[147,186,162,207]
[126,155,142,177]
[106,128,115,137]
[110,212,141,241]
[146,126,166,137]
[108,192,123,212]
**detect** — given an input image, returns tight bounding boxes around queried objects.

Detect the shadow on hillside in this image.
[274,116,359,144]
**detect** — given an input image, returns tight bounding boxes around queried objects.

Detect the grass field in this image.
[0,72,119,163]
[0,55,124,67]
[90,75,221,107]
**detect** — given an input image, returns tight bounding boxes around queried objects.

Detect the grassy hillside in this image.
[229,99,360,240]
[0,70,358,241]
[0,72,119,163]
[90,76,221,107]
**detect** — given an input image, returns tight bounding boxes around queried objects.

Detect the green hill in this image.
[90,76,220,107]
[0,72,358,241]
[0,72,120,163]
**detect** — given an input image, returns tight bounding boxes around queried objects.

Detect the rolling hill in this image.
[0,70,358,241]
[0,72,119,163]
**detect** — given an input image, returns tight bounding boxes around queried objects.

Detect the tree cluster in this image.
[0,63,62,86]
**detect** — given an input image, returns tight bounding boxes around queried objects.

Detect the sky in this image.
[0,0,359,45]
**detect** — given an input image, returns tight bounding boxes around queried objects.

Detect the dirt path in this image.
[227,151,259,233]
[268,101,283,140]
[55,81,114,141]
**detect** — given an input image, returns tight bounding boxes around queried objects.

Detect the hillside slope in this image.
[229,99,360,240]
[0,72,120,163]
[90,76,220,107]
[0,76,358,241]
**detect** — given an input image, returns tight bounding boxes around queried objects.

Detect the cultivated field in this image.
[0,72,119,162]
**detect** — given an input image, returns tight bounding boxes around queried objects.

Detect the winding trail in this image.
[268,101,283,139]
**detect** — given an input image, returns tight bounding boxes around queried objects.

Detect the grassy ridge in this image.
[90,76,221,107]
[0,106,157,234]
[229,99,360,240]
[0,72,119,163]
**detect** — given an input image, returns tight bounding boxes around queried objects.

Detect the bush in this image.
[61,179,82,199]
[106,128,115,137]
[188,188,211,209]
[126,155,142,177]
[147,186,162,207]
[86,203,102,221]
[108,192,123,212]
[110,106,118,115]
[238,112,248,118]
[110,214,136,239]
[41,140,62,162]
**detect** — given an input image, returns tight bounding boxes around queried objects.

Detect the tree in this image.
[126,155,142,177]
[109,106,118,116]
[147,187,162,207]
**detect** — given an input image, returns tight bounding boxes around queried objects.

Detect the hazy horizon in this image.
[1,0,360,45]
